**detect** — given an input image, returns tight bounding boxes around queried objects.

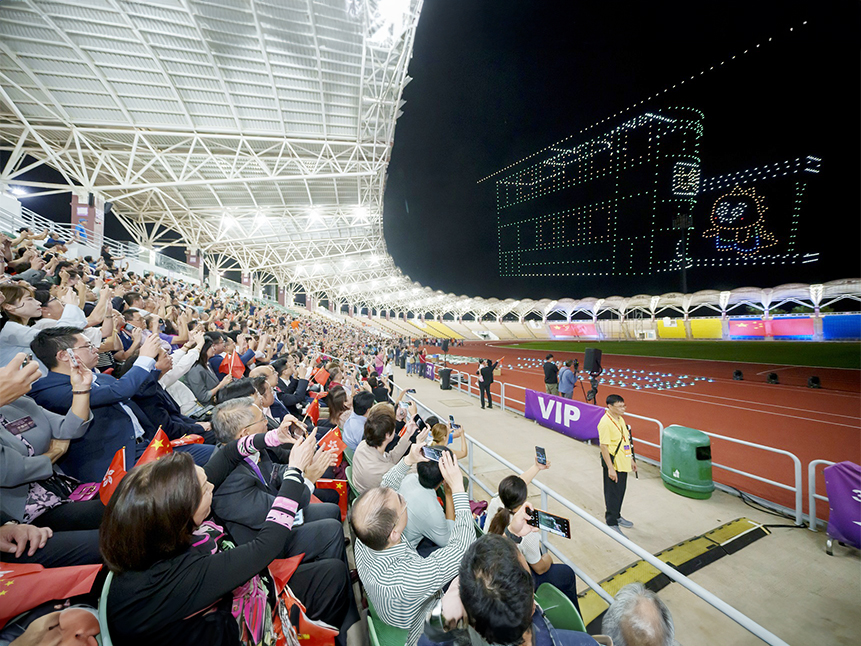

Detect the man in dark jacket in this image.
[543,354,559,396]
[477,358,501,410]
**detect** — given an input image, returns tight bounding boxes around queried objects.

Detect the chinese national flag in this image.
[312,368,330,386]
[317,427,346,462]
[99,447,127,505]
[135,428,173,467]
[315,479,348,520]
[0,562,102,629]
[170,434,204,448]
[305,398,320,425]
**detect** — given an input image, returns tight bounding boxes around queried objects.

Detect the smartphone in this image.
[535,446,547,466]
[399,401,410,409]
[526,508,571,539]
[413,414,426,431]
[422,445,445,462]
[21,353,32,368]
[406,388,416,394]
[65,348,80,368]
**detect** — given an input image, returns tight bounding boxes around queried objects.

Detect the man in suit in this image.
[29,327,209,482]
[477,358,501,410]
[209,397,346,563]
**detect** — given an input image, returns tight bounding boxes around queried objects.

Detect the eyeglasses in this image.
[73,341,97,351]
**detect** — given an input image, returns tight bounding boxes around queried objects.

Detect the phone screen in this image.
[526,509,571,539]
[535,446,547,465]
[422,446,444,462]
[448,414,460,430]
[413,414,426,431]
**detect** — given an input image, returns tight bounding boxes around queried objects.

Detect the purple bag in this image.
[68,482,100,502]
[824,461,861,550]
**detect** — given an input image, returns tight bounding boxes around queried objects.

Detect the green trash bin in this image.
[661,425,715,499]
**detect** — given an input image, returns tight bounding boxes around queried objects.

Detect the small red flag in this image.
[0,562,102,629]
[305,398,320,425]
[99,447,127,505]
[317,427,346,462]
[135,428,173,467]
[170,434,204,448]
[312,368,330,386]
[315,479,349,521]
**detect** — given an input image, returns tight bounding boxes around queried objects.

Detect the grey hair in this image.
[211,396,257,444]
[602,583,675,646]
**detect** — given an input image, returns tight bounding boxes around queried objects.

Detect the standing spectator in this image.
[599,393,637,536]
[559,359,576,399]
[543,354,559,396]
[476,358,500,410]
[602,583,675,646]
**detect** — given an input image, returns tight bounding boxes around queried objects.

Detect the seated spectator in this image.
[249,364,289,420]
[158,330,206,415]
[418,534,598,646]
[0,281,87,376]
[430,422,468,460]
[29,328,208,480]
[367,374,389,403]
[313,384,351,439]
[602,583,675,646]
[209,397,346,562]
[272,358,312,417]
[342,390,376,451]
[352,402,413,494]
[183,336,234,405]
[0,353,103,567]
[121,347,216,448]
[351,445,475,645]
[101,433,355,645]
[401,445,455,556]
[485,457,581,613]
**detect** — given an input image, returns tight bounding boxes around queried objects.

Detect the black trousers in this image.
[290,558,358,645]
[479,382,493,408]
[602,462,628,526]
[1,529,101,566]
[280,502,345,562]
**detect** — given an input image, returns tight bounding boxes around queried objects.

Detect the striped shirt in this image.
[354,459,475,645]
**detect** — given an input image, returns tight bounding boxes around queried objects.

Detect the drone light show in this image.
[496,107,820,281]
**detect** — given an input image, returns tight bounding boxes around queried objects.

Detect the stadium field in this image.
[498,340,861,369]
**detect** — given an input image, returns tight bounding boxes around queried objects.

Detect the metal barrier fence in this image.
[377,366,791,646]
[807,459,836,531]
[443,366,805,526]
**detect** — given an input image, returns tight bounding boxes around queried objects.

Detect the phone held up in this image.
[535,446,547,466]
[65,348,80,368]
[422,445,445,462]
[526,508,571,539]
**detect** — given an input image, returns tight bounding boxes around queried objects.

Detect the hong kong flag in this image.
[99,447,127,505]
[135,428,173,467]
[317,427,346,462]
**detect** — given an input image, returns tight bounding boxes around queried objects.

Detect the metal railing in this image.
[437,365,804,526]
[380,367,791,646]
[807,459,836,532]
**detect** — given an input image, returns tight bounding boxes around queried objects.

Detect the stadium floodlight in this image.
[222,215,237,229]
[8,186,27,196]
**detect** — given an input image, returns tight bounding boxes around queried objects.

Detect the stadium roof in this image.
[0,0,429,306]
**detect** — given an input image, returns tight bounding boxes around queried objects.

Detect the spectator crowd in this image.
[0,228,675,646]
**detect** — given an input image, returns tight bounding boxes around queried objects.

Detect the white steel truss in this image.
[0,0,424,303]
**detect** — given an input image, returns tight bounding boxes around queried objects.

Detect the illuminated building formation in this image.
[496,108,820,278]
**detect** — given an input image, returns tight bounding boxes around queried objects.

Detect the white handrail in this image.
[383,367,790,646]
[441,365,803,526]
[807,459,836,532]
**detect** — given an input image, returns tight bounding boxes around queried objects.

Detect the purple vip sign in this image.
[524,390,605,441]
[424,363,436,380]
[824,461,861,550]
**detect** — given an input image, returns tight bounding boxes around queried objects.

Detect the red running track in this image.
[423,341,861,520]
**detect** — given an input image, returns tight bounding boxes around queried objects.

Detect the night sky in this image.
[5,2,858,299]
[383,1,859,299]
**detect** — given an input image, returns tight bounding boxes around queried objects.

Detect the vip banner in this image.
[423,363,436,380]
[524,390,605,441]
[824,461,861,550]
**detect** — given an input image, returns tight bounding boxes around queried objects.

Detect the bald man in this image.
[350,441,475,645]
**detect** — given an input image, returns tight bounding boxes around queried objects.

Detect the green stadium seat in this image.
[367,601,410,646]
[345,465,357,497]
[344,446,354,466]
[98,571,115,646]
[534,582,587,632]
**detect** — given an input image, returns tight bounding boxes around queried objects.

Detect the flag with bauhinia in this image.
[99,446,127,505]
[136,427,173,466]
[317,427,346,462]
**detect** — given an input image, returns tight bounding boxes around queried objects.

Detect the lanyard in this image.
[243,456,268,485]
